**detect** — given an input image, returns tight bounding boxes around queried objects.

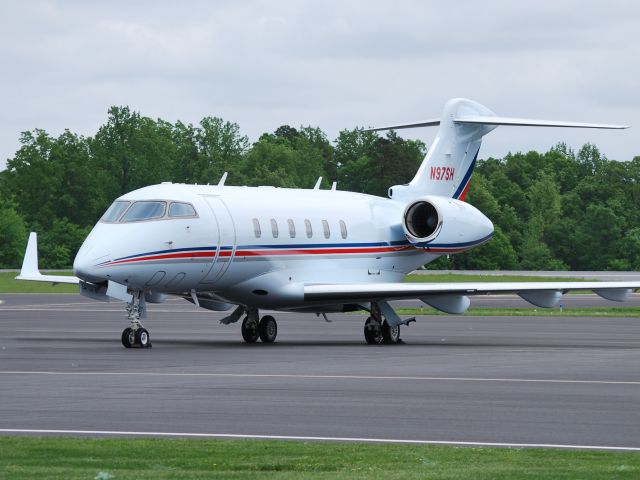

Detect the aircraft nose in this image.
[73,244,110,283]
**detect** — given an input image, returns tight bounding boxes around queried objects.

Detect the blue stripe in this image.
[452,149,479,199]
[238,240,410,250]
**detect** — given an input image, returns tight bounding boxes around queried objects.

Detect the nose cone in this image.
[73,235,110,283]
[482,215,495,238]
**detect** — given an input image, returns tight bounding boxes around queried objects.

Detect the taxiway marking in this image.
[0,371,638,385]
[0,428,638,451]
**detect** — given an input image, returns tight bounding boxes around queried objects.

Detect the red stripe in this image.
[102,245,416,266]
[457,179,471,201]
[108,251,215,266]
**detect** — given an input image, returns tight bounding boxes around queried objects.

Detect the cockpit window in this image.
[121,201,166,222]
[169,202,197,218]
[100,201,130,223]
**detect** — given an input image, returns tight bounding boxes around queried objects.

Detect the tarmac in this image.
[1,293,639,450]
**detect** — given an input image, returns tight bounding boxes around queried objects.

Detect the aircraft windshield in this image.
[100,201,130,223]
[120,201,167,222]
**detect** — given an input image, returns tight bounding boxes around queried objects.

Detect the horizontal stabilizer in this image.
[454,116,628,129]
[365,119,440,132]
[366,116,627,132]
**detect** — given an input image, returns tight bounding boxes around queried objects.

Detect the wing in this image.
[304,281,640,312]
[15,232,80,285]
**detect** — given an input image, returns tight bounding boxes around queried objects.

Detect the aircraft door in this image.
[200,196,236,284]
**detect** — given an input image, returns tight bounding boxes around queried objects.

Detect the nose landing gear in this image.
[121,291,152,348]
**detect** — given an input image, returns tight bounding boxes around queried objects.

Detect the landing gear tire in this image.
[241,316,259,343]
[121,327,135,348]
[382,321,400,344]
[364,316,383,345]
[135,327,151,348]
[259,315,278,343]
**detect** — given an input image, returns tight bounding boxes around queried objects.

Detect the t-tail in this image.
[368,97,627,202]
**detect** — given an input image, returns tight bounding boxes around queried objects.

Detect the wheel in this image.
[135,328,151,348]
[382,321,400,344]
[241,316,259,343]
[364,316,383,345]
[259,315,278,343]
[121,327,135,348]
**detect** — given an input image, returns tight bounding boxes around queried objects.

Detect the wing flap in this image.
[304,281,640,305]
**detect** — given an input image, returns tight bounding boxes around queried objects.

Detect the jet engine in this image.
[402,195,494,249]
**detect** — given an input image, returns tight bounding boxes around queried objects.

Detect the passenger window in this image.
[253,218,261,238]
[288,219,296,238]
[120,201,166,222]
[100,201,130,223]
[305,219,313,238]
[271,218,279,238]
[169,202,197,218]
[340,220,347,239]
[322,219,330,239]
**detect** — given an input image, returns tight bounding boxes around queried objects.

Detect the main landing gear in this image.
[121,291,152,348]
[240,309,278,344]
[363,302,405,345]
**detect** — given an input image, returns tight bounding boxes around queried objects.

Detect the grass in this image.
[0,271,78,293]
[0,436,639,479]
[395,306,640,317]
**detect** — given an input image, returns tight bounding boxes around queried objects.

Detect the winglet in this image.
[15,232,80,284]
[17,232,40,279]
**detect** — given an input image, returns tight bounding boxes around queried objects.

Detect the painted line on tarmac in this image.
[0,428,638,451]
[0,371,638,385]
[0,308,210,313]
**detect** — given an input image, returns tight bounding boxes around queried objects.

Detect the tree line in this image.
[0,106,638,271]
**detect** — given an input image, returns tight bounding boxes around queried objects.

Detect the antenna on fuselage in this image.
[218,172,228,187]
[331,181,337,191]
[313,177,322,190]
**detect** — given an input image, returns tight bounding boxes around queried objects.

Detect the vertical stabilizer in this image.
[371,98,626,202]
[389,98,496,201]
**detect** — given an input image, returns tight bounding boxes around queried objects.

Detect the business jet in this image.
[17,98,639,348]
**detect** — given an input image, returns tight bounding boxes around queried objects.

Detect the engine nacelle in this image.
[403,195,494,251]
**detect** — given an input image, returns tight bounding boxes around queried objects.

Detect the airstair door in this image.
[200,196,236,284]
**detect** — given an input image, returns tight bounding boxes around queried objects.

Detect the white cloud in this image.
[0,0,638,170]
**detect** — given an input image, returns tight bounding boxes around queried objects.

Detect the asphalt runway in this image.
[1,294,639,450]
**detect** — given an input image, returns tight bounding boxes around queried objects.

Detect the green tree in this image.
[5,129,104,227]
[37,218,91,269]
[0,202,27,268]
[240,125,329,188]
[336,129,424,196]
[91,106,176,199]
[455,226,518,270]
[519,216,567,270]
[571,204,623,270]
[193,117,249,184]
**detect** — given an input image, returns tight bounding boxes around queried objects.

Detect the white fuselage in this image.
[74,183,450,308]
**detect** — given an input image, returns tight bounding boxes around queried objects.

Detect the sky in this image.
[1,1,638,171]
